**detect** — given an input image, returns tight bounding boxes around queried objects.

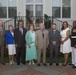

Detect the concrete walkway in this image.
[0,63,69,75]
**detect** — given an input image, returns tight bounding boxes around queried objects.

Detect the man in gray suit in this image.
[0,20,5,65]
[49,23,60,66]
[36,23,49,66]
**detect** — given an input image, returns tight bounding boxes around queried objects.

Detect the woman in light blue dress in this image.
[25,24,37,65]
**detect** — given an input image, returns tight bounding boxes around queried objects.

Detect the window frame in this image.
[52,0,71,19]
[0,0,17,19]
[26,0,44,17]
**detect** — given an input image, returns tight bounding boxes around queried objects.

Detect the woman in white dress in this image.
[60,21,71,66]
[6,25,16,65]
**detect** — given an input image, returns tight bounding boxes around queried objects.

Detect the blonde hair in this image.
[28,24,34,30]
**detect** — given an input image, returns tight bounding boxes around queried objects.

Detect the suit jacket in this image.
[49,29,60,47]
[5,30,14,44]
[14,27,27,47]
[36,30,49,50]
[0,27,5,45]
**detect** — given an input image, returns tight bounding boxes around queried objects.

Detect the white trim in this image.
[61,0,62,19]
[17,0,18,16]
[70,0,72,19]
[52,0,71,19]
[6,0,8,19]
[50,0,52,16]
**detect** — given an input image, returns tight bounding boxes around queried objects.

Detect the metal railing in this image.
[3,16,72,31]
[52,17,72,31]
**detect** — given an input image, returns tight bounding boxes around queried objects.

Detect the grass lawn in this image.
[4,52,71,63]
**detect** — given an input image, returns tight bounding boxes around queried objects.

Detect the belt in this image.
[71,36,76,38]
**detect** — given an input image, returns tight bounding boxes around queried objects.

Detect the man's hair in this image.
[52,23,56,26]
[18,20,23,25]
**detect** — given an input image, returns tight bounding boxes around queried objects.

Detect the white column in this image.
[17,0,26,27]
[17,0,25,16]
[71,0,76,20]
[44,0,52,16]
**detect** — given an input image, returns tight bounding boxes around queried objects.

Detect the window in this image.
[26,5,33,17]
[0,0,7,18]
[26,0,43,26]
[35,5,43,16]
[0,0,17,18]
[26,0,34,3]
[52,0,71,18]
[35,0,43,3]
[52,0,61,18]
[35,5,43,23]
[62,0,71,18]
[52,7,61,18]
[8,0,17,18]
[26,0,43,17]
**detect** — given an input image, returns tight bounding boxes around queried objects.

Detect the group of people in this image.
[0,20,76,68]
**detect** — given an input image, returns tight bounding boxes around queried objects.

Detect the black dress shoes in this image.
[69,63,74,66]
[62,63,68,66]
[1,62,6,65]
[17,63,20,65]
[56,63,59,66]
[72,66,76,68]
[43,63,47,66]
[49,63,53,66]
[37,63,41,66]
[22,62,26,65]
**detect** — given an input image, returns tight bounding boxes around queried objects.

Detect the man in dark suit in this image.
[49,23,60,66]
[14,21,27,65]
[0,20,5,65]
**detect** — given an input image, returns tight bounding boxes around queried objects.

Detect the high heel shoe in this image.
[29,61,31,65]
[62,62,68,66]
[31,60,34,65]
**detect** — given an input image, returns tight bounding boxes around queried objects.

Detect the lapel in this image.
[39,30,42,38]
[51,30,55,36]
[52,30,57,35]
[0,28,4,36]
[18,28,24,35]
[8,31,14,37]
[23,28,25,35]
[44,30,46,39]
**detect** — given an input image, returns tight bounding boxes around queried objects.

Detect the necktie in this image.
[42,32,44,38]
[19,28,23,35]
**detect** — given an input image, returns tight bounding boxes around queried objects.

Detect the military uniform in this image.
[71,28,76,67]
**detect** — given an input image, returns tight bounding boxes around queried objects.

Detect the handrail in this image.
[52,16,72,27]
[4,18,14,24]
[3,16,73,30]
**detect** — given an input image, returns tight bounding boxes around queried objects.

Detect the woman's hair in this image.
[61,21,68,30]
[73,20,76,27]
[28,24,34,30]
[8,25,13,28]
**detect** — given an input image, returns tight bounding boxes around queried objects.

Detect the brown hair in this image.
[28,24,34,30]
[61,21,68,30]
[8,25,13,28]
[73,20,76,26]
